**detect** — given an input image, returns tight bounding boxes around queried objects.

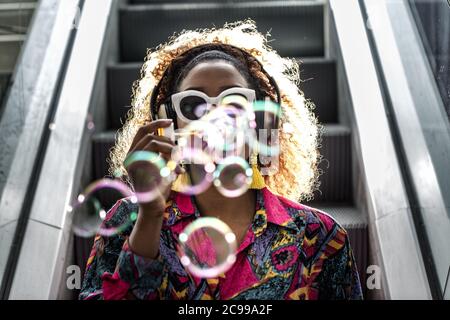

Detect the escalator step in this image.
[312,204,368,289]
[0,2,36,36]
[107,63,142,129]
[0,34,26,73]
[0,2,37,72]
[298,58,338,123]
[0,72,11,108]
[119,2,324,61]
[92,131,122,211]
[314,204,366,228]
[92,131,117,180]
[311,124,352,202]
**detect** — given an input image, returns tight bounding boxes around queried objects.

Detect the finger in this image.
[161,183,172,200]
[128,139,184,177]
[130,119,172,151]
[144,140,174,155]
[149,134,175,145]
[129,134,174,154]
[133,119,173,147]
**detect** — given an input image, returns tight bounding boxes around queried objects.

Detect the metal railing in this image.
[362,0,450,299]
[329,0,433,299]
[0,0,82,298]
[5,0,120,299]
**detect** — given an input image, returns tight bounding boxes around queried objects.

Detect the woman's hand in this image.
[126,119,180,215]
[126,119,181,259]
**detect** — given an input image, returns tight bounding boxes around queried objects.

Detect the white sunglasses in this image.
[171,87,256,123]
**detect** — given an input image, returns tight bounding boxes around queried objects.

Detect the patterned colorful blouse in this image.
[79,187,363,300]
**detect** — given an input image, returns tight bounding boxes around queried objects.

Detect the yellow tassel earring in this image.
[171,161,190,192]
[249,150,265,189]
[171,156,265,192]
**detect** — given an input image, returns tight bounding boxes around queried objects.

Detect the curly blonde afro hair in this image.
[108,19,322,202]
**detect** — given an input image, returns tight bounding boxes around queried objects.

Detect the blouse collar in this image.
[164,187,302,236]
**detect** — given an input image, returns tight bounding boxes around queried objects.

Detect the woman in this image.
[79,20,363,300]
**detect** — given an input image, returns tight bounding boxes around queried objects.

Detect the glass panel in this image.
[410,0,450,122]
[0,0,38,293]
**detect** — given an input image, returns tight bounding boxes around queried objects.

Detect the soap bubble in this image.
[177,217,237,278]
[70,178,137,237]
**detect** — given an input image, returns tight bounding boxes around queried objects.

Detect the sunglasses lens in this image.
[179,96,208,121]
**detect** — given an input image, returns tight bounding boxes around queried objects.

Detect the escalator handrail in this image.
[0,0,84,299]
[362,0,450,299]
[330,0,432,299]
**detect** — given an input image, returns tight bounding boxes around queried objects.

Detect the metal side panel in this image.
[329,0,431,299]
[0,220,16,280]
[8,220,61,299]
[119,1,325,61]
[0,0,80,290]
[8,0,114,300]
[364,0,450,299]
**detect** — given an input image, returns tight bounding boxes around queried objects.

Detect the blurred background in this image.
[0,0,449,300]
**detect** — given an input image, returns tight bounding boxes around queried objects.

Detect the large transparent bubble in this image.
[69,178,138,237]
[123,150,172,203]
[213,156,253,198]
[177,217,237,278]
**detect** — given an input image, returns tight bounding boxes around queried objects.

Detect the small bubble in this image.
[72,5,81,30]
[113,169,123,177]
[225,232,236,243]
[87,121,95,131]
[366,18,372,30]
[166,160,177,171]
[86,114,95,131]
[99,209,106,220]
[180,256,191,266]
[49,123,56,131]
[205,162,216,173]
[227,255,237,264]
[160,167,171,177]
[179,233,188,243]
